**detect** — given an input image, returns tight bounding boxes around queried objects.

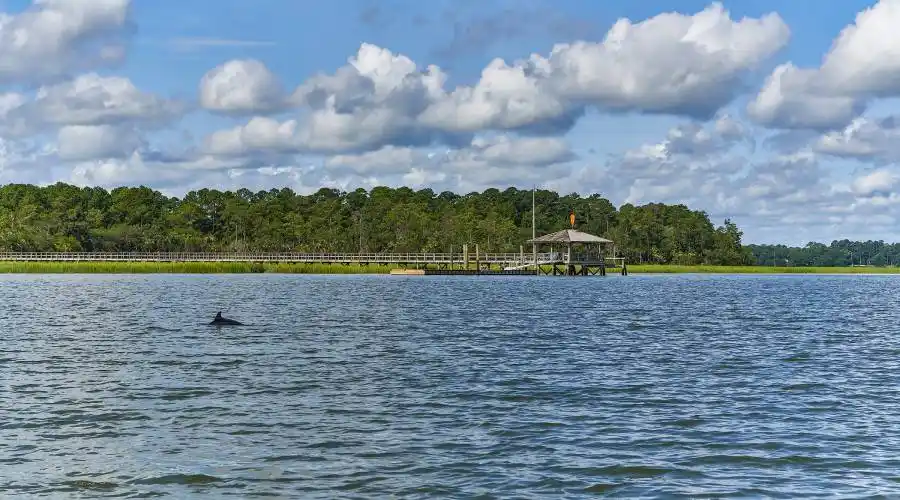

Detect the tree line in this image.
[747,241,900,267]
[0,182,890,267]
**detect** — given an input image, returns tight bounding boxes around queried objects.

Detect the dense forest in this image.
[747,241,900,267]
[0,183,893,267]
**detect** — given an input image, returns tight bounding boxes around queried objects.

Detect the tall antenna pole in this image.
[532,186,537,275]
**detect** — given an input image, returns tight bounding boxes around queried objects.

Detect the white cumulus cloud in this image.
[538,3,789,117]
[851,169,899,196]
[0,0,133,83]
[57,125,144,161]
[206,3,788,157]
[200,59,286,114]
[2,73,183,136]
[748,0,900,130]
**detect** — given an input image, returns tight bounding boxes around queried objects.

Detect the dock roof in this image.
[527,229,613,244]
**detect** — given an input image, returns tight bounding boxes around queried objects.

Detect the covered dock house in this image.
[527,229,625,276]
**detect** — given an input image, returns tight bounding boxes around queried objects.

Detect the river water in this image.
[1,274,899,498]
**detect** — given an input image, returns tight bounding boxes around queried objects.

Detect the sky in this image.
[0,0,899,245]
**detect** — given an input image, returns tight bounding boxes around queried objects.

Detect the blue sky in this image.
[1,0,899,245]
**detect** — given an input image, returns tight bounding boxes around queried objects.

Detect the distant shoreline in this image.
[626,265,900,274]
[1,261,898,275]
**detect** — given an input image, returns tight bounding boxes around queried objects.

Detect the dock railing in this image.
[0,252,627,269]
[0,251,545,264]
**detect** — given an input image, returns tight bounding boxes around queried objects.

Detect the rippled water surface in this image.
[2,274,900,498]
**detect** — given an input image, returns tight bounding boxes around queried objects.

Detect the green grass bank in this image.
[625,265,900,274]
[1,261,899,274]
[0,261,395,274]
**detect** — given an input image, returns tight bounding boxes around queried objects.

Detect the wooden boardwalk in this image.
[0,252,626,274]
[0,251,554,265]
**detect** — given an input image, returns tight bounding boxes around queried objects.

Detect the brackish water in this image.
[2,274,899,498]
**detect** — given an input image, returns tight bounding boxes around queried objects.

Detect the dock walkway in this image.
[0,251,554,266]
[0,252,626,273]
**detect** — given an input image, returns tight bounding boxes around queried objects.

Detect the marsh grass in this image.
[626,265,900,274]
[0,261,395,274]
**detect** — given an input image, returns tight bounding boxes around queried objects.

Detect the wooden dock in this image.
[0,251,557,266]
[0,251,621,265]
[0,249,627,276]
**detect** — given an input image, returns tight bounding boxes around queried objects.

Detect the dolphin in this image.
[210,311,243,326]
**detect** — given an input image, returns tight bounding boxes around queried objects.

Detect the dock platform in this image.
[391,268,537,276]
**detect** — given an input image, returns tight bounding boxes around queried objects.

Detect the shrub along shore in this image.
[1,261,898,274]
